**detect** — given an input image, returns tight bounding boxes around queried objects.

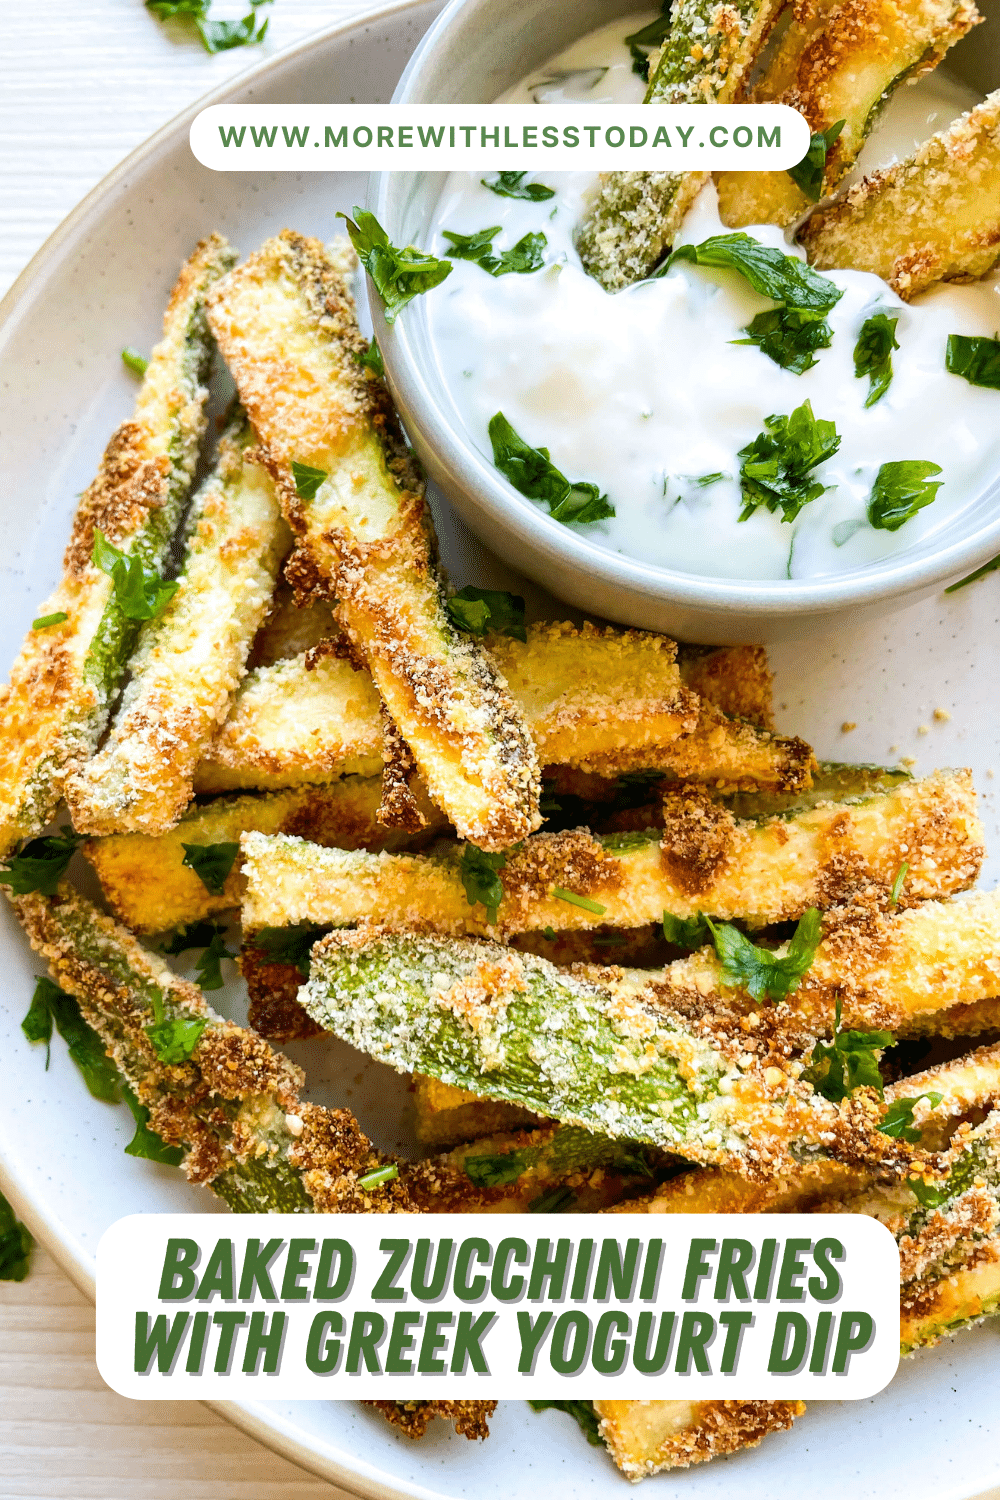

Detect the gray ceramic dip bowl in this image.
[370,0,1000,642]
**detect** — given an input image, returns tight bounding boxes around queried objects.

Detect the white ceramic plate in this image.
[1,6,999,1497]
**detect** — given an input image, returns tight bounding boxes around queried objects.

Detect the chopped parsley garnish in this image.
[92,529,178,621]
[867,460,943,532]
[706,907,822,1003]
[465,1148,534,1188]
[889,861,909,907]
[443,226,546,277]
[488,412,614,525]
[122,1084,184,1164]
[291,461,328,499]
[907,1148,979,1208]
[459,844,507,925]
[737,401,841,524]
[689,472,729,488]
[482,171,555,201]
[853,312,899,407]
[0,829,83,897]
[542,926,557,940]
[338,207,451,323]
[945,333,1000,390]
[529,1400,602,1446]
[358,1164,399,1191]
[146,0,271,54]
[878,1092,943,1142]
[144,988,208,1066]
[553,888,607,916]
[121,347,148,376]
[160,921,225,956]
[662,911,713,950]
[624,1,671,78]
[31,611,68,630]
[734,306,833,375]
[194,931,236,992]
[787,119,846,202]
[446,586,527,641]
[528,1185,577,1213]
[356,338,384,378]
[253,925,323,978]
[802,998,892,1102]
[945,552,1000,593]
[180,841,240,896]
[442,226,502,261]
[21,977,121,1100]
[668,234,843,314]
[0,1190,32,1282]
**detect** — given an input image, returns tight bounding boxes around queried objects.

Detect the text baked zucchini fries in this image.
[240,767,981,934]
[65,411,285,836]
[800,89,1000,297]
[205,231,539,849]
[0,235,236,855]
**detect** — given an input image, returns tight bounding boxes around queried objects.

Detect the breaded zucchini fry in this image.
[413,1074,544,1148]
[240,768,980,934]
[576,0,785,289]
[367,1402,496,1441]
[65,412,285,836]
[716,0,979,228]
[205,231,539,850]
[0,235,236,855]
[677,643,773,727]
[246,582,335,667]
[85,776,447,933]
[800,90,1000,297]
[593,1399,805,1478]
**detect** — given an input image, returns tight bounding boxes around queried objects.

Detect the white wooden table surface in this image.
[0,4,376,1493]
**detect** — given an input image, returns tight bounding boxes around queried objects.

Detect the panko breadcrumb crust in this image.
[366,1400,497,1441]
[594,1398,805,1478]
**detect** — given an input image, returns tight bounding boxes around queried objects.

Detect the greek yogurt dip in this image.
[424,14,1000,581]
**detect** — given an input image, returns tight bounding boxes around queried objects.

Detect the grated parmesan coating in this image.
[594,1399,805,1478]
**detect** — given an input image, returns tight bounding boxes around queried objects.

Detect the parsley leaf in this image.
[338,207,451,323]
[946,333,1000,390]
[735,306,833,374]
[529,1400,602,1446]
[356,339,384,378]
[291,461,328,500]
[738,401,841,524]
[706,907,822,1003]
[144,988,208,1065]
[528,1185,577,1213]
[160,921,225,956]
[479,231,547,278]
[464,1148,535,1187]
[878,1091,943,1143]
[0,1190,32,1282]
[553,887,607,915]
[787,119,846,202]
[121,347,148,376]
[146,0,270,54]
[889,861,908,908]
[253,925,322,979]
[446,585,527,641]
[0,829,83,897]
[459,844,507,925]
[92,529,178,621]
[194,932,235,992]
[867,460,943,532]
[481,172,555,201]
[668,234,843,314]
[662,911,712,950]
[442,226,502,261]
[624,1,671,79]
[853,313,899,407]
[802,998,893,1101]
[21,978,120,1101]
[32,612,68,630]
[488,412,614,525]
[181,841,239,895]
[358,1164,399,1191]
[945,552,1000,593]
[122,1085,185,1164]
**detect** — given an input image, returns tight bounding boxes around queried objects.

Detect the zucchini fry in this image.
[65,412,285,836]
[677,643,773,727]
[240,768,980,934]
[84,776,448,933]
[205,231,539,850]
[0,235,236,856]
[800,90,1000,297]
[593,1400,805,1479]
[413,1073,544,1148]
[367,1403,496,1440]
[716,0,979,229]
[575,0,785,290]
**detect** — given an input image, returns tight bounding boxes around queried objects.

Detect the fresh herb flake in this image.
[0,829,82,897]
[0,1191,32,1282]
[690,472,729,488]
[529,1400,602,1445]
[867,460,943,533]
[194,932,235,992]
[358,1164,399,1191]
[31,612,69,630]
[122,1084,185,1164]
[802,998,893,1102]
[707,907,822,1003]
[662,911,712,950]
[291,461,328,500]
[488,412,614,526]
[735,306,833,374]
[787,119,846,202]
[144,985,208,1064]
[738,400,841,524]
[446,585,527,641]
[160,921,225,956]
[854,313,899,407]
[21,978,120,1101]
[442,226,502,261]
[945,553,1000,593]
[624,2,671,79]
[889,861,909,908]
[878,1091,943,1143]
[180,841,239,896]
[464,1148,534,1188]
[945,333,1000,390]
[460,845,507,925]
[552,887,607,916]
[146,0,271,54]
[356,339,385,378]
[528,1185,577,1213]
[482,172,555,201]
[92,528,178,621]
[668,234,843,314]
[121,347,149,376]
[338,207,451,323]
[478,231,547,278]
[254,925,322,979]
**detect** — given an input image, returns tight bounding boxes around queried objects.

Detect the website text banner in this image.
[97,1213,899,1401]
[189,105,810,172]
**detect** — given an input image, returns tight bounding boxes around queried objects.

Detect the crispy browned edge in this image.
[366,1401,497,1440]
[594,1399,805,1476]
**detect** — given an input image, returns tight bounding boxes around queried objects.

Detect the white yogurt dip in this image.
[424,15,1000,581]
